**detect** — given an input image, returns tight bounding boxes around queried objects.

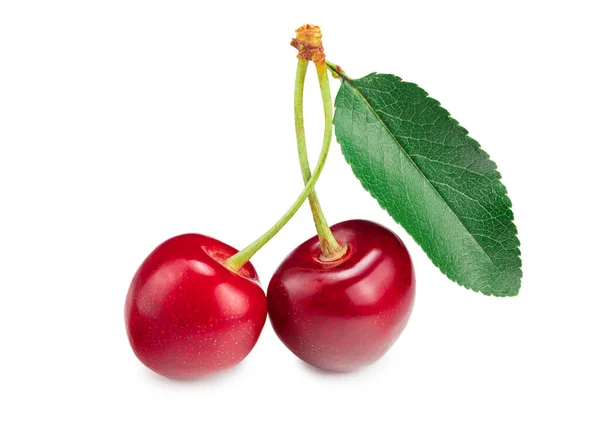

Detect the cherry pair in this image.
[125,219,414,379]
[124,25,415,379]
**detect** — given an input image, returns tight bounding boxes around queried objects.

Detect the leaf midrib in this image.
[340,75,496,265]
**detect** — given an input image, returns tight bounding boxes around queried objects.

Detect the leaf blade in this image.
[333,73,521,296]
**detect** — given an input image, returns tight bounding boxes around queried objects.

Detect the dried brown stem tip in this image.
[291,24,325,65]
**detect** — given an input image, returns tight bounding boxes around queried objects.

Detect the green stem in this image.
[325,60,350,80]
[294,59,344,260]
[224,98,334,272]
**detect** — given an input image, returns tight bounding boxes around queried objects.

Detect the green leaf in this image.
[333,72,521,296]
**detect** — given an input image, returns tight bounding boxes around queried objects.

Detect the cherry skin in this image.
[267,219,415,372]
[125,234,267,379]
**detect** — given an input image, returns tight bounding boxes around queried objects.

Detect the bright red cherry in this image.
[267,219,415,372]
[125,234,267,379]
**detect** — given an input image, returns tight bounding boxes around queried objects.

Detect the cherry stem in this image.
[223,91,334,272]
[294,59,346,261]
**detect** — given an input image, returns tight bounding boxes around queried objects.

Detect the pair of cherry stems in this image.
[225,59,345,272]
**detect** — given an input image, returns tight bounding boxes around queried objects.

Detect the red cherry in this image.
[125,234,267,379]
[267,220,415,372]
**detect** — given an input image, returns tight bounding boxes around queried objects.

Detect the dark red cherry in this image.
[267,220,415,372]
[125,234,267,379]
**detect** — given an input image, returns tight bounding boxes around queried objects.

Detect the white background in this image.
[1,1,599,427]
